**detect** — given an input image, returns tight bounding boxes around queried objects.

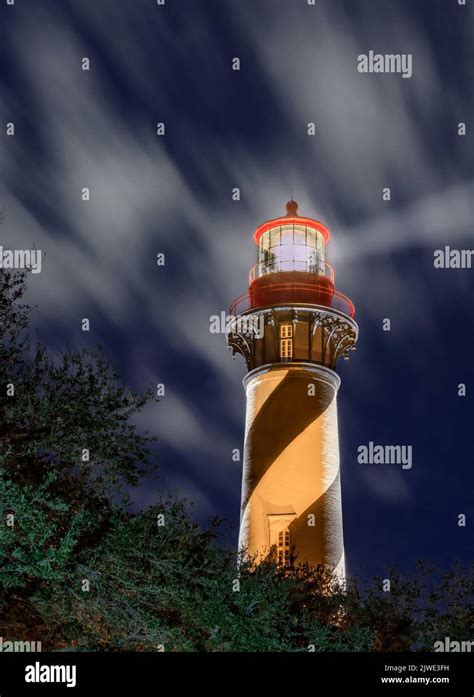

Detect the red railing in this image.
[248,260,335,285]
[229,282,355,318]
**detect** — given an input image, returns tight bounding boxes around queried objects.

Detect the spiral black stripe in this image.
[241,368,335,512]
[239,365,344,573]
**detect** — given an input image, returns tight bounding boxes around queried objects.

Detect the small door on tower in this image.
[267,513,296,567]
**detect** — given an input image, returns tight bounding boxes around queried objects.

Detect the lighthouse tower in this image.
[227,201,358,576]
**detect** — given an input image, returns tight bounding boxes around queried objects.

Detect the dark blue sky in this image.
[0,0,472,579]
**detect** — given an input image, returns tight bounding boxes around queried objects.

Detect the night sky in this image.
[0,0,472,580]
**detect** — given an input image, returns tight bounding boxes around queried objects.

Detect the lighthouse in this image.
[227,201,358,577]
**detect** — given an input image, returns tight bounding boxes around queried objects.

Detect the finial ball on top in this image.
[285,199,299,217]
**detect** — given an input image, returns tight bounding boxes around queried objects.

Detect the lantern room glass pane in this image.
[281,226,293,245]
[294,228,306,245]
[293,246,308,265]
[308,250,324,274]
[270,228,281,247]
[315,230,324,256]
[306,229,316,248]
[258,247,275,267]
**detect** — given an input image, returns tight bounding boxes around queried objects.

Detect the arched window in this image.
[280,324,293,359]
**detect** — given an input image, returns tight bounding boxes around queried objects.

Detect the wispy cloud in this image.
[0,0,471,526]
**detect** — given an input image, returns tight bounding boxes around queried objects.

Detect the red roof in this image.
[253,216,331,245]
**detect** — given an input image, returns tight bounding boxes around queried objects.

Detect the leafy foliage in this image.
[0,271,472,651]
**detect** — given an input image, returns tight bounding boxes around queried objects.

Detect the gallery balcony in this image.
[229,281,355,319]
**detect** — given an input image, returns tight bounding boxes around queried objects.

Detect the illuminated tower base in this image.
[227,201,357,574]
[239,363,344,574]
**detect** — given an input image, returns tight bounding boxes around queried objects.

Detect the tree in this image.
[0,271,472,651]
[0,271,157,634]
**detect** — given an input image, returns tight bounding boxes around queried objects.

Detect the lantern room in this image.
[251,200,332,283]
[229,200,355,318]
[245,200,343,314]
